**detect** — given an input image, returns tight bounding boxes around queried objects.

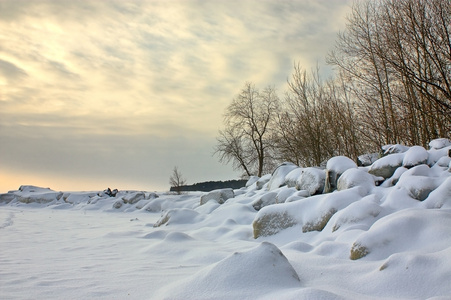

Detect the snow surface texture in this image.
[1,138,451,299]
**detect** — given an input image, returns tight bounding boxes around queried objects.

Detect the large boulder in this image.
[324,156,357,193]
[200,188,234,205]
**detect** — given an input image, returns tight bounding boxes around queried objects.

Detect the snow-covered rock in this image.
[324,156,357,193]
[329,194,384,232]
[296,167,325,195]
[276,187,297,203]
[368,153,404,179]
[357,153,379,166]
[122,191,146,204]
[422,177,451,209]
[200,188,234,205]
[383,144,410,155]
[284,167,303,188]
[402,146,428,168]
[337,168,375,196]
[429,138,451,150]
[245,176,260,187]
[267,162,298,190]
[252,191,278,211]
[256,174,271,190]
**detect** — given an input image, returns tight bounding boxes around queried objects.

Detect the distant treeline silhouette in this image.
[170,180,247,192]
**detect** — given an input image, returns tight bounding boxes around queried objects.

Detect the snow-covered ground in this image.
[1,139,451,299]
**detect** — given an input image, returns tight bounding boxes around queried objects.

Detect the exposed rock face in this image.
[301,208,337,233]
[253,211,297,238]
[200,188,234,205]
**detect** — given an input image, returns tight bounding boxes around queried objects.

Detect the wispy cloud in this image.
[0,0,352,191]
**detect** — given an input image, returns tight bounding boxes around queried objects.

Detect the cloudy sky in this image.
[0,0,353,193]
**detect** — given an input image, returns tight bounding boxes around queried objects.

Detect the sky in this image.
[0,0,353,193]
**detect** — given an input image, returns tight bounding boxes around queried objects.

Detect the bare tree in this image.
[328,0,450,148]
[169,166,186,195]
[274,64,366,166]
[214,82,279,177]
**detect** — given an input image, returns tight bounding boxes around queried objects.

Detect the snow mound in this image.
[154,242,301,299]
[350,209,451,260]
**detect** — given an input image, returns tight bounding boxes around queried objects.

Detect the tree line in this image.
[215,0,450,178]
